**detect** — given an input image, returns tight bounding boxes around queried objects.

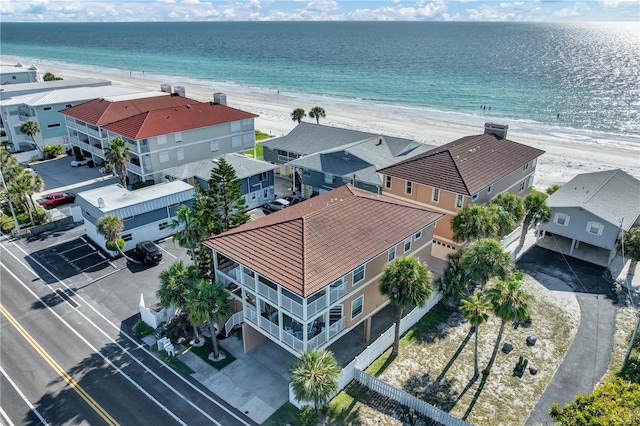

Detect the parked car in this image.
[37,192,76,209]
[71,157,90,167]
[267,198,291,211]
[135,241,163,264]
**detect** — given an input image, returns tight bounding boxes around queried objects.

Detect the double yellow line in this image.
[0,304,119,426]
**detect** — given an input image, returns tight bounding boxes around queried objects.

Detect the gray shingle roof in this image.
[163,153,277,181]
[546,169,640,229]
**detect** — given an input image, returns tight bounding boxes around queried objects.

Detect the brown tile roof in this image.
[203,186,443,297]
[60,95,200,126]
[379,133,545,195]
[102,103,258,139]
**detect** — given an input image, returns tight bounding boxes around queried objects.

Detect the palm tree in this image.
[291,108,306,124]
[484,272,532,376]
[451,205,497,243]
[545,184,561,195]
[290,349,341,411]
[187,280,230,360]
[379,256,433,357]
[96,214,138,262]
[26,172,44,212]
[486,204,515,237]
[519,191,551,246]
[20,121,42,155]
[488,193,524,224]
[104,137,131,188]
[0,150,18,177]
[7,171,36,225]
[622,227,640,277]
[460,238,512,290]
[460,293,491,379]
[436,251,471,303]
[169,204,205,264]
[308,106,326,124]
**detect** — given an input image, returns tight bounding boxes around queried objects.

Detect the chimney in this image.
[160,84,172,93]
[484,123,509,139]
[213,92,227,106]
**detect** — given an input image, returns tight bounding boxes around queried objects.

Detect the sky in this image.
[1,0,639,22]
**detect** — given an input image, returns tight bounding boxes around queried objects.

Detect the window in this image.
[385,176,392,189]
[232,136,242,148]
[158,222,169,230]
[523,163,529,171]
[157,135,167,145]
[122,234,133,242]
[263,189,268,198]
[47,123,61,128]
[176,148,184,161]
[258,172,267,181]
[456,194,463,209]
[471,193,479,201]
[406,181,412,195]
[43,107,52,111]
[351,295,364,320]
[519,181,526,193]
[210,140,219,152]
[415,230,422,240]
[404,237,412,253]
[251,192,257,200]
[554,212,570,226]
[586,221,604,235]
[175,132,182,143]
[432,188,439,202]
[231,121,241,132]
[487,185,493,194]
[388,247,396,262]
[353,265,365,285]
[66,104,72,108]
[159,151,170,163]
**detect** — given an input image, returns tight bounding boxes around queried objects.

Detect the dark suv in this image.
[135,241,163,264]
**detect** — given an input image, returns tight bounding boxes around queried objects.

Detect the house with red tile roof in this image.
[203,185,443,356]
[379,123,545,260]
[60,91,258,186]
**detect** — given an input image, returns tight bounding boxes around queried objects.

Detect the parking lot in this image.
[30,156,117,199]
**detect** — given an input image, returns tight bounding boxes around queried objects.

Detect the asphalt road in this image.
[0,234,257,426]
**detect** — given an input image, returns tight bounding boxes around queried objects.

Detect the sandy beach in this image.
[6,56,640,190]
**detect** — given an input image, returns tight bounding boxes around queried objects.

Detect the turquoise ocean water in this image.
[1,21,639,139]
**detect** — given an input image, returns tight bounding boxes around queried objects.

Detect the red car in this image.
[37,192,76,209]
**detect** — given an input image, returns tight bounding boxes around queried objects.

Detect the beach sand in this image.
[7,56,640,190]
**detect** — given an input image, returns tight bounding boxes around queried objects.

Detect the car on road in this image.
[135,241,163,264]
[37,192,76,209]
[267,198,291,211]
[71,157,91,167]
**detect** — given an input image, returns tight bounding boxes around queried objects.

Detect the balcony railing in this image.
[258,316,280,339]
[307,329,329,351]
[244,305,258,325]
[126,161,142,175]
[328,317,346,339]
[125,141,150,154]
[329,284,347,304]
[242,273,256,292]
[282,330,304,352]
[307,295,328,318]
[257,281,279,305]
[86,127,107,139]
[280,296,303,318]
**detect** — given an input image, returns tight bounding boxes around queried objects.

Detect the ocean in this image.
[2,21,639,139]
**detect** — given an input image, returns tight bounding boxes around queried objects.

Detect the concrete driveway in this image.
[518,246,617,426]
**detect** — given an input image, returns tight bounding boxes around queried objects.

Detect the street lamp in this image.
[0,167,20,232]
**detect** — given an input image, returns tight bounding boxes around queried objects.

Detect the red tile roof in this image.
[102,103,258,139]
[379,133,545,195]
[204,186,443,297]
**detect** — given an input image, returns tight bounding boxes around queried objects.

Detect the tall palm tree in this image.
[0,150,18,177]
[520,191,551,246]
[104,137,131,188]
[96,214,138,262]
[622,227,640,277]
[484,272,532,376]
[187,280,230,360]
[486,204,515,237]
[379,256,433,357]
[308,106,326,124]
[290,349,341,411]
[169,204,205,264]
[436,251,471,303]
[20,121,42,155]
[7,171,36,225]
[291,108,306,124]
[460,293,491,379]
[488,193,525,224]
[460,238,512,290]
[26,172,44,212]
[451,205,497,243]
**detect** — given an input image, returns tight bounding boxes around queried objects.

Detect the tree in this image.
[202,158,250,235]
[187,280,230,360]
[0,151,18,177]
[622,227,640,277]
[308,106,326,124]
[7,170,37,225]
[451,205,497,243]
[460,238,512,290]
[169,204,205,264]
[488,193,524,224]
[520,191,551,246]
[486,205,515,238]
[484,272,532,376]
[460,293,491,379]
[104,137,131,188]
[436,251,471,303]
[43,72,62,81]
[96,214,138,262]
[290,349,341,411]
[549,377,640,425]
[545,184,561,195]
[20,121,42,155]
[291,108,306,124]
[379,256,433,357]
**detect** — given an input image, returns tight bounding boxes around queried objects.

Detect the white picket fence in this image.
[354,369,471,426]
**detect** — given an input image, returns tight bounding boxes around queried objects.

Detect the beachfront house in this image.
[163,153,277,210]
[379,123,545,260]
[0,62,40,85]
[61,90,257,187]
[536,169,640,266]
[76,180,195,253]
[203,185,443,356]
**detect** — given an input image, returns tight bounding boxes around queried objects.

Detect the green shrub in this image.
[16,212,31,225]
[0,214,16,233]
[299,406,320,424]
[131,180,155,190]
[133,321,155,339]
[33,207,46,224]
[43,144,63,159]
[105,238,125,251]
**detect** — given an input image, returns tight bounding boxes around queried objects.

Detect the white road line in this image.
[0,264,190,426]
[157,244,177,259]
[0,407,16,426]
[0,366,49,426]
[68,251,100,263]
[0,237,252,426]
[108,261,117,269]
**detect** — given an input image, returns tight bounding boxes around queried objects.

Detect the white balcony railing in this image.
[328,317,346,339]
[244,305,258,325]
[307,329,329,351]
[329,284,347,304]
[258,316,280,339]
[280,295,304,318]
[86,127,107,139]
[127,162,142,175]
[307,295,328,318]
[242,273,256,291]
[257,281,279,305]
[282,330,304,352]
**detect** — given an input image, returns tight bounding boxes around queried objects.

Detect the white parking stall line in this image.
[68,251,100,263]
[87,244,95,251]
[80,237,87,243]
[0,366,49,426]
[98,252,106,260]
[57,243,88,255]
[79,259,109,273]
[157,244,177,259]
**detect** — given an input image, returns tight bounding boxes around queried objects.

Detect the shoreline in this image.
[4,55,639,190]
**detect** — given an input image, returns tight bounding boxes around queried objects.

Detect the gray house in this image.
[537,169,640,266]
[163,153,277,210]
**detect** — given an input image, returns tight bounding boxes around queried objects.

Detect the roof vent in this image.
[97,197,105,208]
[213,93,227,106]
[376,138,382,146]
[186,104,191,109]
[160,84,172,93]
[484,123,509,139]
[173,86,186,97]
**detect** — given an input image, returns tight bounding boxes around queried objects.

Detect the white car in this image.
[71,158,90,167]
[267,198,291,211]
